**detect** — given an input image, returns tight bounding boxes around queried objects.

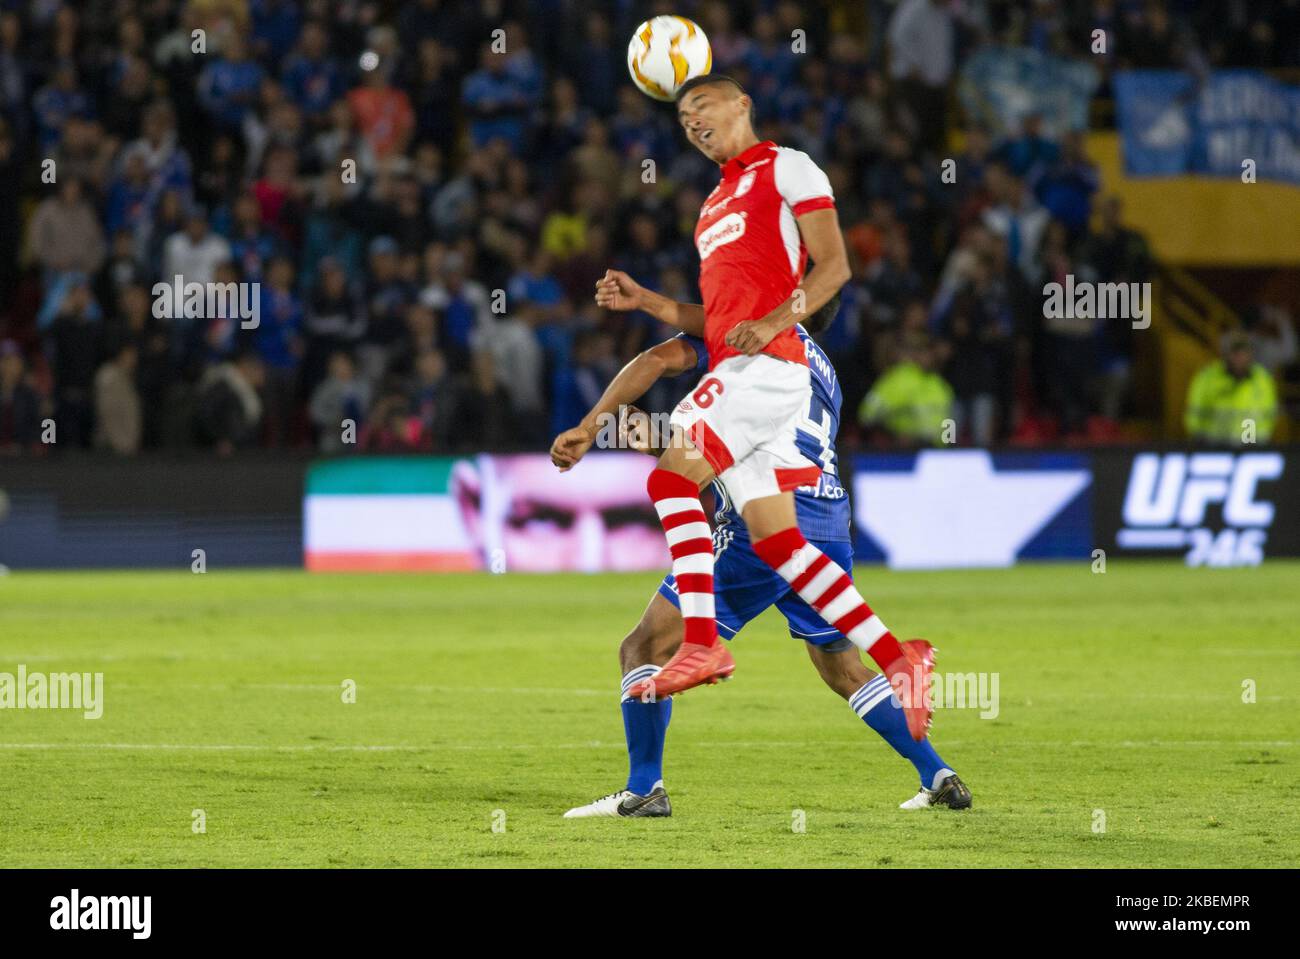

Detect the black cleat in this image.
[563,784,672,818]
[899,773,972,810]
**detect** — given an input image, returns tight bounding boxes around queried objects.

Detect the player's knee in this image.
[620,621,657,668]
[647,466,686,501]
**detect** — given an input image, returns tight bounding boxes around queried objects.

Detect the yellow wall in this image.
[1087,132,1300,267]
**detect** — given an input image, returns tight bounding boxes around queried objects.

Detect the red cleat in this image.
[884,639,935,741]
[627,642,736,700]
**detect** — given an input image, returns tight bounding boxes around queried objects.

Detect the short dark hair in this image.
[675,74,755,126]
[801,291,842,336]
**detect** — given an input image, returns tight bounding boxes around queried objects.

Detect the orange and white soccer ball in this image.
[627,15,712,102]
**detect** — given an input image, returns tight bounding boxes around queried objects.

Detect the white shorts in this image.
[668,353,821,514]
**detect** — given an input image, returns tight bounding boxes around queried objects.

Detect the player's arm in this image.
[550,336,700,471]
[595,269,706,336]
[726,208,851,355]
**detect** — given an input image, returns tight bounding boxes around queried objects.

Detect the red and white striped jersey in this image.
[693,140,835,370]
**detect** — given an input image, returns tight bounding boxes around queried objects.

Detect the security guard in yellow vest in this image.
[859,333,955,445]
[1184,333,1277,445]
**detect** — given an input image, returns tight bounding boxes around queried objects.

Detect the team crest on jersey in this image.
[700,194,733,219]
[733,170,756,197]
[697,212,746,260]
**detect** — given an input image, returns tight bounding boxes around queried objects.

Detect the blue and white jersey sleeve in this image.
[674,333,710,375]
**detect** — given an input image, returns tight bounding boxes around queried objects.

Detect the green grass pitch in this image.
[1,561,1296,868]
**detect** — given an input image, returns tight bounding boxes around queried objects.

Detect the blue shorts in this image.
[657,534,855,649]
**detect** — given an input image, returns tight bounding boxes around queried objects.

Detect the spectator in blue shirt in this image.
[993,113,1060,181]
[280,20,343,126]
[255,255,305,445]
[103,150,153,237]
[550,327,615,437]
[224,192,280,283]
[508,251,564,315]
[1032,130,1099,241]
[256,255,304,369]
[462,38,542,153]
[250,0,302,68]
[122,101,194,214]
[32,62,89,150]
[745,13,800,119]
[198,32,266,132]
[611,87,678,166]
[563,11,618,115]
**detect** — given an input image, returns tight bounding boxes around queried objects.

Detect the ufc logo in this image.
[693,377,724,408]
[1123,452,1282,528]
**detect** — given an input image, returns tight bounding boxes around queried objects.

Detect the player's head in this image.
[1224,331,1253,378]
[675,74,755,164]
[799,291,842,336]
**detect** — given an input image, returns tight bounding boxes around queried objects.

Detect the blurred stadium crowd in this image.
[0,0,1297,456]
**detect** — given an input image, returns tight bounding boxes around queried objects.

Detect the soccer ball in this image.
[627,15,712,102]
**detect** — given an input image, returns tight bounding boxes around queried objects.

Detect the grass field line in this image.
[49,683,1300,704]
[109,683,613,696]
[0,739,1293,753]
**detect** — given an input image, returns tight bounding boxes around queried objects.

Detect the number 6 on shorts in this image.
[693,377,724,408]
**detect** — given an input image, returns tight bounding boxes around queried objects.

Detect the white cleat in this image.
[563,783,671,818]
[899,787,939,809]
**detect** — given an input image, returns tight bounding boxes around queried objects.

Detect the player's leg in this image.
[564,592,681,818]
[804,642,971,810]
[770,542,969,808]
[643,358,774,657]
[617,592,681,798]
[742,489,934,740]
[567,540,762,818]
[631,433,738,698]
[632,358,819,700]
[647,434,718,646]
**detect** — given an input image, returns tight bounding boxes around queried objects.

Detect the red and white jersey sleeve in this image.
[774,147,836,217]
[694,141,836,369]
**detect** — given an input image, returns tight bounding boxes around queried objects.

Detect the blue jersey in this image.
[676,326,851,542]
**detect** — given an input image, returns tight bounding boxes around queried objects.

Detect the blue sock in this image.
[621,665,673,795]
[850,675,953,790]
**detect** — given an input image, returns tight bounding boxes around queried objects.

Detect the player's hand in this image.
[726,316,780,355]
[594,269,644,312]
[550,425,596,471]
[618,404,659,456]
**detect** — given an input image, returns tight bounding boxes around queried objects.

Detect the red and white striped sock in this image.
[647,468,716,647]
[753,527,904,670]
